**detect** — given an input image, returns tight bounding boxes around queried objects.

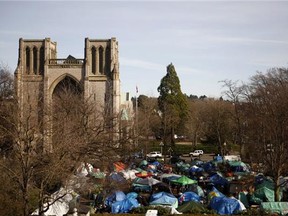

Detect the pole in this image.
[135,85,138,147]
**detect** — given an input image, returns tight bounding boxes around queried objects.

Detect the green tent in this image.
[254,186,275,202]
[260,202,288,215]
[171,176,197,185]
[177,201,206,213]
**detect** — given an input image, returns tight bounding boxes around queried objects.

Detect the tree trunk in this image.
[275,176,282,202]
[23,189,29,216]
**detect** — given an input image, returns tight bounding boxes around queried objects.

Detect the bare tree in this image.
[221,80,247,157]
[0,63,14,100]
[197,98,234,155]
[242,68,288,201]
[137,95,161,155]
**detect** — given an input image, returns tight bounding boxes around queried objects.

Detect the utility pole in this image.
[135,85,138,147]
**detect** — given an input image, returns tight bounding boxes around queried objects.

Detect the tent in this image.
[135,171,153,178]
[105,191,140,213]
[189,165,204,174]
[207,186,225,201]
[208,172,229,189]
[260,202,288,215]
[228,161,250,172]
[171,176,197,186]
[150,192,178,208]
[209,196,242,215]
[160,173,181,184]
[113,162,126,172]
[254,186,275,202]
[121,169,138,180]
[203,162,217,172]
[186,184,205,197]
[176,162,191,173]
[177,201,206,213]
[133,177,160,186]
[178,191,200,204]
[108,172,127,184]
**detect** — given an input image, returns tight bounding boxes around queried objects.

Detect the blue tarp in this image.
[111,197,140,213]
[209,196,241,215]
[108,172,127,183]
[105,191,126,207]
[150,192,178,208]
[209,173,229,187]
[203,162,217,172]
[189,166,204,173]
[178,191,201,204]
[105,191,140,213]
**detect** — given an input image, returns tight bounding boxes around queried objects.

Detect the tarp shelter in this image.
[160,173,181,184]
[108,172,127,184]
[228,161,250,172]
[105,191,126,207]
[189,165,204,174]
[177,201,206,213]
[209,172,229,189]
[186,184,205,197]
[203,162,217,172]
[32,188,73,216]
[135,171,153,178]
[121,169,138,180]
[109,192,140,213]
[113,162,127,172]
[254,186,275,202]
[133,177,160,186]
[207,187,225,201]
[171,176,197,186]
[150,192,178,208]
[139,160,148,167]
[176,162,191,173]
[209,196,243,215]
[260,202,288,215]
[191,160,204,166]
[178,191,200,204]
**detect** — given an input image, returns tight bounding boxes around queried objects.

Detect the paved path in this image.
[180,153,215,162]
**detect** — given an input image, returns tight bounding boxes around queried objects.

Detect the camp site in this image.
[29,145,288,216]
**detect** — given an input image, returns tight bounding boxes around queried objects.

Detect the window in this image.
[91,46,96,74]
[39,47,44,75]
[33,47,37,74]
[99,46,104,74]
[26,47,30,73]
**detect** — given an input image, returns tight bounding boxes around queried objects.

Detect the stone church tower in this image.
[14,37,121,150]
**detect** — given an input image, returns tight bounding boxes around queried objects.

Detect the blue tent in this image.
[178,191,200,204]
[111,197,140,213]
[150,192,178,208]
[189,166,204,173]
[105,191,126,207]
[209,172,229,188]
[209,196,241,215]
[108,172,127,184]
[105,191,140,213]
[203,162,217,172]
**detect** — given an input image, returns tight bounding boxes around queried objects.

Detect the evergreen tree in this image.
[157,63,188,150]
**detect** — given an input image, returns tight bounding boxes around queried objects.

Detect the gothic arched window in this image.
[39,47,44,75]
[91,46,96,75]
[99,46,104,74]
[33,47,38,74]
[105,46,110,74]
[26,47,30,74]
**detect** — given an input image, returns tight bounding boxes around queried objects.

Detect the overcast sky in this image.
[1,1,288,98]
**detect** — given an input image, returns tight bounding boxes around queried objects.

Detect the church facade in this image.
[14,37,121,150]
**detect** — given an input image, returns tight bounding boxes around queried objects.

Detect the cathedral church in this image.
[14,38,121,149]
